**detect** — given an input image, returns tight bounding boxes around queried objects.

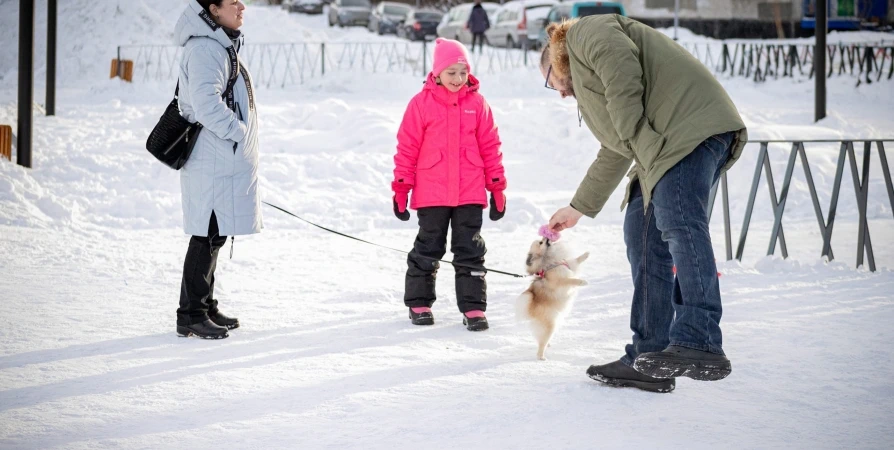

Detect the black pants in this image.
[471,33,487,53]
[405,205,487,313]
[177,212,228,325]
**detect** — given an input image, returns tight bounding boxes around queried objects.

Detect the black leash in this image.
[262,201,528,278]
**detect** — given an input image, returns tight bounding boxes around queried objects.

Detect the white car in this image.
[436,2,500,45]
[486,0,556,49]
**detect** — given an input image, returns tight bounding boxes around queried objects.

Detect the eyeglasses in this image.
[544,65,556,90]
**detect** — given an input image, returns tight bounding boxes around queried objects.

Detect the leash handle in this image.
[262,201,528,278]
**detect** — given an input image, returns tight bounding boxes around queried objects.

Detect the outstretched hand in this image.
[548,205,584,232]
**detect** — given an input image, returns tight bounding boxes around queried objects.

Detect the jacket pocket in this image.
[233,102,243,154]
[417,148,442,169]
[629,122,664,174]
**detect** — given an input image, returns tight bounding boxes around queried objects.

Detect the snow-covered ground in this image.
[1,1,893,448]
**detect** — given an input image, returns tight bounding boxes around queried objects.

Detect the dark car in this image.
[328,0,372,27]
[368,2,413,35]
[397,9,443,41]
[283,0,325,15]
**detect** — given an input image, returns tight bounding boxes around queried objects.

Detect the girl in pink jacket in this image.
[391,38,506,332]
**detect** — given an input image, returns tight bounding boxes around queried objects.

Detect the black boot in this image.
[177,319,229,339]
[209,311,240,330]
[633,345,731,381]
[409,308,434,326]
[462,314,489,332]
[586,360,675,393]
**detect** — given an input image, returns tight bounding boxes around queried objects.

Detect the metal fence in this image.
[120,39,893,86]
[680,41,894,84]
[118,41,536,87]
[707,139,894,271]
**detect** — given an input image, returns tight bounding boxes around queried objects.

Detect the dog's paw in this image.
[537,355,547,361]
[577,252,590,263]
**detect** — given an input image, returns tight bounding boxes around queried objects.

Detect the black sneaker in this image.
[209,311,240,330]
[633,345,731,381]
[462,313,489,332]
[586,360,675,393]
[176,320,229,339]
[409,308,434,326]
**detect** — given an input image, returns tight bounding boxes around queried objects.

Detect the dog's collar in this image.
[536,261,569,278]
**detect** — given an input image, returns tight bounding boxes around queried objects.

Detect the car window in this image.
[384,5,410,15]
[416,12,442,22]
[576,5,622,16]
[561,4,572,18]
[342,0,369,7]
[527,5,552,22]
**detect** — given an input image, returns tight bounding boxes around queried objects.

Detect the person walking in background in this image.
[467,0,490,53]
[174,0,261,339]
[392,38,507,332]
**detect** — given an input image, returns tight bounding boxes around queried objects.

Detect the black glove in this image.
[393,197,410,221]
[489,192,506,221]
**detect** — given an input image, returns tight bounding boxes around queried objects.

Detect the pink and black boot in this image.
[462,310,489,331]
[409,307,434,326]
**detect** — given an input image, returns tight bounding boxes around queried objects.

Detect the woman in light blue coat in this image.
[174,0,261,339]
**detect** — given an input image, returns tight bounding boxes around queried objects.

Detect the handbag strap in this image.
[222,45,240,111]
[174,43,240,111]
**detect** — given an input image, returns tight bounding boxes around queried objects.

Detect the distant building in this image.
[608,0,891,38]
[403,0,891,38]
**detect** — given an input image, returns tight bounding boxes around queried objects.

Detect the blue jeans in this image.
[620,132,734,366]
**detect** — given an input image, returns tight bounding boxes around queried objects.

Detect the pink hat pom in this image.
[538,225,561,242]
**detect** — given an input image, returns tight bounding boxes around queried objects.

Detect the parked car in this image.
[537,1,626,47]
[486,0,556,49]
[397,9,444,41]
[283,0,325,15]
[328,0,372,27]
[437,2,500,45]
[368,2,413,35]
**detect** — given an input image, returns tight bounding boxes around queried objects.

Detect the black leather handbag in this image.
[145,83,203,170]
[146,49,240,170]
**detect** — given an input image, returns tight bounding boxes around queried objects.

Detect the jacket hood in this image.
[544,19,576,80]
[174,0,235,49]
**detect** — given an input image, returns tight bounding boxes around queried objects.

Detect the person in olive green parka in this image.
[543,15,748,393]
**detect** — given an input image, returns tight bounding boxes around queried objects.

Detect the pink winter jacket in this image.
[393,74,505,210]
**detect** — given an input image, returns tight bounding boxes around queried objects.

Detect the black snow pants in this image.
[404,205,487,313]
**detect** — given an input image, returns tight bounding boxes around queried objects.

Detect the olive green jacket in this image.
[561,15,747,216]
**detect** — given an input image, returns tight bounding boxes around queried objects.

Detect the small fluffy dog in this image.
[517,236,589,360]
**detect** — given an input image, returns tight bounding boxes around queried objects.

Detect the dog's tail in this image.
[516,291,534,322]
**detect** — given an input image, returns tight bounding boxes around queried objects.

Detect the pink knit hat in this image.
[432,38,472,77]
